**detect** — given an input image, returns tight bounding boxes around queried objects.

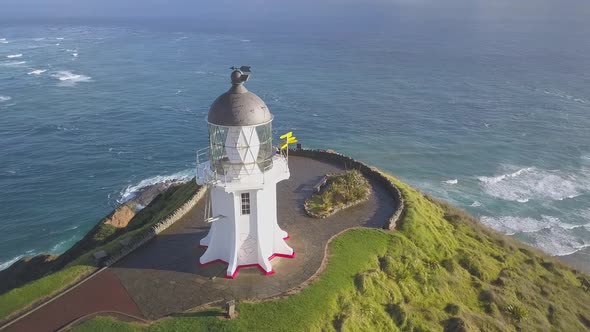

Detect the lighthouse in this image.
[196,67,295,279]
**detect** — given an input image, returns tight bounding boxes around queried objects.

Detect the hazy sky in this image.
[1,0,589,34]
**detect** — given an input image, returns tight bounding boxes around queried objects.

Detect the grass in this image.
[0,181,199,323]
[0,265,94,321]
[306,170,370,217]
[59,172,590,331]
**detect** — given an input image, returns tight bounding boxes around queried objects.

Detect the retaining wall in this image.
[103,186,207,266]
[289,148,405,230]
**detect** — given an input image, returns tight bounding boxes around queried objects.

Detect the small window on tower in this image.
[241,193,250,215]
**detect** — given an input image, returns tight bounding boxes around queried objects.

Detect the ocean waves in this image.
[481,208,590,256]
[477,166,586,203]
[51,71,92,86]
[118,169,194,204]
[0,95,11,102]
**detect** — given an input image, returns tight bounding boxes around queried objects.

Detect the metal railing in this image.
[195,146,288,186]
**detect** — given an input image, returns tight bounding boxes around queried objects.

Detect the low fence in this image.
[289,148,405,230]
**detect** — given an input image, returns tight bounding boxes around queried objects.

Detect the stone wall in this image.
[103,186,207,266]
[289,148,405,230]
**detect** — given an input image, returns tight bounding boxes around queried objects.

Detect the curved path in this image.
[2,155,398,331]
[110,156,397,319]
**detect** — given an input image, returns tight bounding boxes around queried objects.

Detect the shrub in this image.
[505,304,528,322]
[443,317,467,332]
[445,303,460,315]
[92,224,117,243]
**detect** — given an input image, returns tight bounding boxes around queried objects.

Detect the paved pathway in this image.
[111,156,397,319]
[3,271,142,332]
[2,156,398,330]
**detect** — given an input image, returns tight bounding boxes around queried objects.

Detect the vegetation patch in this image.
[66,171,590,331]
[304,170,370,218]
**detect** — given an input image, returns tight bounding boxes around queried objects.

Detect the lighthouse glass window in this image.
[241,193,251,215]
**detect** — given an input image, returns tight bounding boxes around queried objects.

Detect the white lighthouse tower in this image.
[196,67,294,279]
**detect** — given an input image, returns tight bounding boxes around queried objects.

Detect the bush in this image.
[505,304,528,322]
[305,170,369,217]
[445,303,460,315]
[92,224,117,243]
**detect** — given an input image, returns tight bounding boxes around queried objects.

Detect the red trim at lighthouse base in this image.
[198,251,296,279]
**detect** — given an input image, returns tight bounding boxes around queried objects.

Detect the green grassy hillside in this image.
[72,172,590,331]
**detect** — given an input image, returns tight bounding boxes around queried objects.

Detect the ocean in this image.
[1,9,590,270]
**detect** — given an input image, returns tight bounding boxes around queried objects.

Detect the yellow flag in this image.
[280,132,293,139]
[287,137,298,144]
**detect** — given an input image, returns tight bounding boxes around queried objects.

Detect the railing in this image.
[195,146,288,186]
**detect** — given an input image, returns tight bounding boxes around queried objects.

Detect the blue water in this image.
[1,6,590,269]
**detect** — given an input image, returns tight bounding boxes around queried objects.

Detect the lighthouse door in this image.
[237,191,257,265]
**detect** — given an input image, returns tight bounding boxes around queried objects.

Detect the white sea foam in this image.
[544,89,589,105]
[0,95,11,102]
[0,255,24,271]
[0,38,7,44]
[480,215,561,235]
[56,37,64,40]
[477,166,585,202]
[470,201,482,207]
[240,39,251,42]
[118,168,194,204]
[529,226,590,256]
[51,71,92,86]
[444,179,458,185]
[6,53,22,58]
[72,53,78,57]
[1,61,26,66]
[28,69,47,75]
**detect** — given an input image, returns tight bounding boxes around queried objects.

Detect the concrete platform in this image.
[110,155,397,319]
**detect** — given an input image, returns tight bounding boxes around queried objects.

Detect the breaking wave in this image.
[480,215,561,235]
[28,69,47,75]
[51,71,92,86]
[6,53,22,58]
[118,168,194,204]
[529,226,590,256]
[477,167,585,202]
[0,95,11,102]
[0,255,24,271]
[444,179,458,185]
[1,61,26,66]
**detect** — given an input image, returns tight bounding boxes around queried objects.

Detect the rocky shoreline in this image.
[0,180,185,295]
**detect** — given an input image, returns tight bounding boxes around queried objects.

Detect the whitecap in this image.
[1,61,26,66]
[0,95,11,102]
[51,71,92,86]
[444,179,458,185]
[240,39,251,42]
[470,201,482,207]
[0,38,7,44]
[6,53,22,58]
[28,69,47,75]
[72,53,78,57]
[312,113,319,117]
[56,37,64,40]
[118,168,194,204]
[477,166,585,202]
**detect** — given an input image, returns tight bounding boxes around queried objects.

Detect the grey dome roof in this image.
[208,70,272,126]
